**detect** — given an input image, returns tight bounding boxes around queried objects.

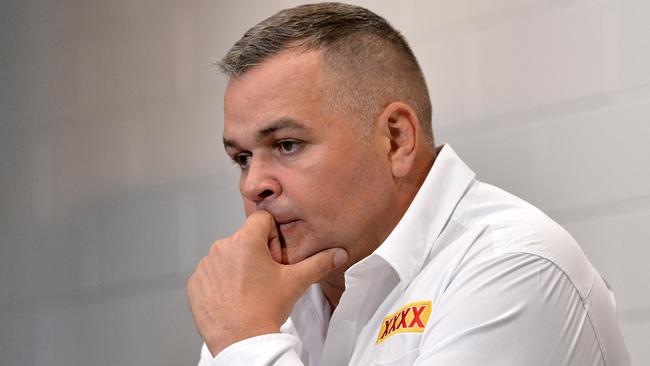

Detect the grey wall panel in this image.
[2,0,648,365]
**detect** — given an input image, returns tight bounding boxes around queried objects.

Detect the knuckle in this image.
[209,240,223,255]
[200,255,210,267]
[238,222,257,237]
[195,256,208,274]
[233,226,257,244]
[186,272,197,295]
[232,230,244,241]
[186,278,194,295]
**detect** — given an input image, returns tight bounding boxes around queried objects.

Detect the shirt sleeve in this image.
[410,252,625,366]
[197,334,304,366]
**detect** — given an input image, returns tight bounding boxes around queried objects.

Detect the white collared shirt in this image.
[198,145,630,366]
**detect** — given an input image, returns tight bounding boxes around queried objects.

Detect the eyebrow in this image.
[223,118,306,150]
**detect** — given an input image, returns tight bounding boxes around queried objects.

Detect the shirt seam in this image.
[499,251,607,366]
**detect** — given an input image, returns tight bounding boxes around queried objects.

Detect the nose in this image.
[240,158,282,205]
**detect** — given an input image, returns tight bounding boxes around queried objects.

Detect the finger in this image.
[243,210,282,262]
[208,240,221,256]
[268,232,283,264]
[242,210,277,241]
[287,248,348,291]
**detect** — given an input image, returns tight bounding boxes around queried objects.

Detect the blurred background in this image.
[1,0,649,365]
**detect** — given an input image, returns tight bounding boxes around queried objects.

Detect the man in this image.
[187,3,630,365]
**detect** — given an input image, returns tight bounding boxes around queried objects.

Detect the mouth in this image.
[276,218,301,246]
[277,219,299,230]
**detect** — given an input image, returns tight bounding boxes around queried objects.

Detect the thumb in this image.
[288,248,348,290]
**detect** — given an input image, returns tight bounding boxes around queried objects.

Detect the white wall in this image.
[1,0,648,365]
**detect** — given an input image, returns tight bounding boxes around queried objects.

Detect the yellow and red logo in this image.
[375,301,432,345]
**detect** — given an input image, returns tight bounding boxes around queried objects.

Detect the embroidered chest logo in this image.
[375,301,432,345]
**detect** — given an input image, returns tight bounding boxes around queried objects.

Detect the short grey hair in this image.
[219,2,434,146]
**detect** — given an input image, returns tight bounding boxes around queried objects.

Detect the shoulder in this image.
[450,180,595,299]
[409,180,630,365]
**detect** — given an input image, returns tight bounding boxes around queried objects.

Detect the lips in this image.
[276,218,297,225]
[257,207,300,235]
[277,219,299,230]
[265,210,298,227]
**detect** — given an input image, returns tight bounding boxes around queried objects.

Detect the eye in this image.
[232,152,252,169]
[277,140,302,154]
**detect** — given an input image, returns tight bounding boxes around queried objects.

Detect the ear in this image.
[376,101,420,178]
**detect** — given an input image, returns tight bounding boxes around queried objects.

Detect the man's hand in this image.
[187,210,348,356]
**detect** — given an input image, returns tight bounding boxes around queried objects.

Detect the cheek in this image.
[304,169,364,216]
[286,149,383,217]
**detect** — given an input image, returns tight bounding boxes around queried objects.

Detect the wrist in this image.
[205,325,281,356]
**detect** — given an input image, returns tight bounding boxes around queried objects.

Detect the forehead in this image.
[223,50,327,136]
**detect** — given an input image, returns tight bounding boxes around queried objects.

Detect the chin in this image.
[279,222,321,264]
[282,236,325,265]
[284,244,319,265]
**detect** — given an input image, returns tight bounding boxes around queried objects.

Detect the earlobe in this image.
[381,102,420,178]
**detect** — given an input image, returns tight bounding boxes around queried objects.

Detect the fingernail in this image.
[333,249,348,268]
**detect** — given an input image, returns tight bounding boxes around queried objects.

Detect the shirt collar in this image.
[363,144,476,289]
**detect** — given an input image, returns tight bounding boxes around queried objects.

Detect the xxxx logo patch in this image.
[375,301,432,345]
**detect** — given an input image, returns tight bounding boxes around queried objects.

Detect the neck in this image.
[320,273,346,310]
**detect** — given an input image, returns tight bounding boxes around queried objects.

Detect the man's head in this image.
[219,2,433,145]
[220,3,436,271]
